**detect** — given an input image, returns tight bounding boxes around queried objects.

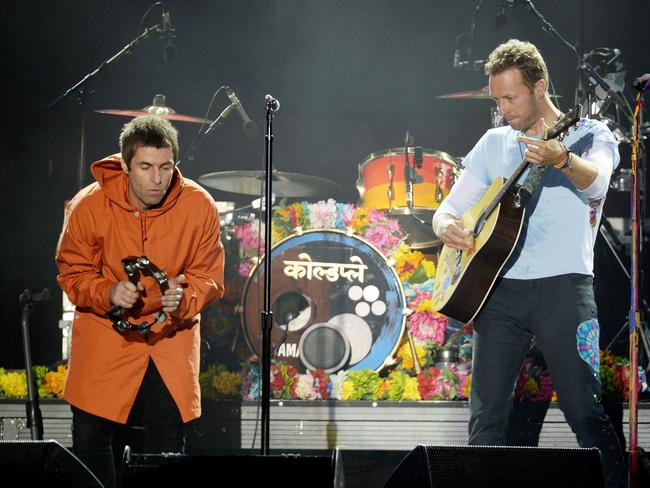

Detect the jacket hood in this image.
[90,153,185,214]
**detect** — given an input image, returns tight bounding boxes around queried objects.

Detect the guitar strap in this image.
[514,164,549,209]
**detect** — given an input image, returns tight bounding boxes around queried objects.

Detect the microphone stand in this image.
[626,85,647,488]
[49,24,160,191]
[403,133,425,225]
[19,288,51,440]
[260,94,279,455]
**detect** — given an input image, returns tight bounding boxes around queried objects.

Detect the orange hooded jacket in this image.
[56,154,224,423]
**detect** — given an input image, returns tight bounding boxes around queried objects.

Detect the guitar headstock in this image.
[544,104,582,141]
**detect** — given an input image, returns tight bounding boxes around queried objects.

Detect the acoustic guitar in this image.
[431,106,582,324]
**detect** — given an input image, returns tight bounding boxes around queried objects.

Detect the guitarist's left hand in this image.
[516,118,567,167]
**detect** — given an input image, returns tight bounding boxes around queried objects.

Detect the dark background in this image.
[1,0,647,369]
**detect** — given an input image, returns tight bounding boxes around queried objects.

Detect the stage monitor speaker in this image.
[384,444,604,488]
[0,440,103,487]
[119,447,344,488]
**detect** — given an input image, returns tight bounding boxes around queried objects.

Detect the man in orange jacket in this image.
[56,115,225,487]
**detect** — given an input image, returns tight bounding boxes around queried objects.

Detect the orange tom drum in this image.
[356,147,458,248]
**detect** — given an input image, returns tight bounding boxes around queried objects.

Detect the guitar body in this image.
[431,176,525,323]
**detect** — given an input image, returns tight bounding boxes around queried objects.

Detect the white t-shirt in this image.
[436,117,619,279]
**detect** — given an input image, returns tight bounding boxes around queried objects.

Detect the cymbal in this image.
[95,94,211,124]
[437,85,562,100]
[199,170,342,197]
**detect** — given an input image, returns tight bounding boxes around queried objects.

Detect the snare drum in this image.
[241,230,406,373]
[356,147,457,248]
[357,147,457,210]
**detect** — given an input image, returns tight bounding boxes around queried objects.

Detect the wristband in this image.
[553,147,572,170]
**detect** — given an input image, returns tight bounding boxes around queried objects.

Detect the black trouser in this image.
[71,360,186,488]
[468,274,625,488]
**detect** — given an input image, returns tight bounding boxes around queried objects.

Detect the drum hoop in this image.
[357,147,457,170]
[239,228,407,372]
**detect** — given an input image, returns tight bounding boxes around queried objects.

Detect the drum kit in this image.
[91,88,498,374]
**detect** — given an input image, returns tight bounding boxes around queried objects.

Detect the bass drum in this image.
[241,230,406,374]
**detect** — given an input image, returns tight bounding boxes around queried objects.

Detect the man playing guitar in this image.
[433,39,625,488]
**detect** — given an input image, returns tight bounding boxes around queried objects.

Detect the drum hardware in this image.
[437,86,561,129]
[95,94,213,124]
[403,133,427,227]
[434,347,460,370]
[387,162,395,207]
[610,168,632,192]
[406,327,422,374]
[198,169,342,197]
[436,85,562,100]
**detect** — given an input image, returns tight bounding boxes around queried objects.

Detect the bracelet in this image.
[553,146,572,170]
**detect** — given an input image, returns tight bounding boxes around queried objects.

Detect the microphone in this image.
[203,102,236,135]
[161,8,176,63]
[404,133,414,209]
[265,94,280,112]
[226,88,259,138]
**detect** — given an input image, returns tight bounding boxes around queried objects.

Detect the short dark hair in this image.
[484,39,548,93]
[119,115,179,168]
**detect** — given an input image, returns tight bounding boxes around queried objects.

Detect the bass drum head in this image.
[241,230,406,373]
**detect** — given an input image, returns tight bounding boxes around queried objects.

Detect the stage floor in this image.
[2,399,649,452]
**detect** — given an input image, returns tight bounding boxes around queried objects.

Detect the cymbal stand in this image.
[49,24,161,190]
[260,94,280,455]
[19,288,51,440]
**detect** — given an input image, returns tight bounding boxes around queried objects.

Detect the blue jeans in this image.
[468,274,625,488]
[71,359,186,488]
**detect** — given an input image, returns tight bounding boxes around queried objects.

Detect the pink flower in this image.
[338,204,356,227]
[238,261,255,278]
[408,311,447,345]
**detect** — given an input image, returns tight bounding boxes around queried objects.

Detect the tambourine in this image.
[106,256,169,336]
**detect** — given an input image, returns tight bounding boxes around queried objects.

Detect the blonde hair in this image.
[484,39,548,92]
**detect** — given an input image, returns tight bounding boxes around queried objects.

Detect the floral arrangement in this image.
[513,349,636,403]
[600,350,631,402]
[513,355,554,402]
[209,199,472,402]
[0,364,68,399]
[237,199,407,279]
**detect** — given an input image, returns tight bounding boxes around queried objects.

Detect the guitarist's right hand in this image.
[434,214,474,250]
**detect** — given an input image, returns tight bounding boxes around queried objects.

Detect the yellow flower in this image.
[271,227,286,244]
[402,377,422,400]
[415,299,434,313]
[523,377,538,395]
[0,370,27,398]
[341,380,356,400]
[396,341,426,370]
[350,208,370,232]
[44,365,68,398]
[393,245,424,280]
[212,371,242,398]
[421,259,437,278]
[463,372,472,398]
[375,379,391,400]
